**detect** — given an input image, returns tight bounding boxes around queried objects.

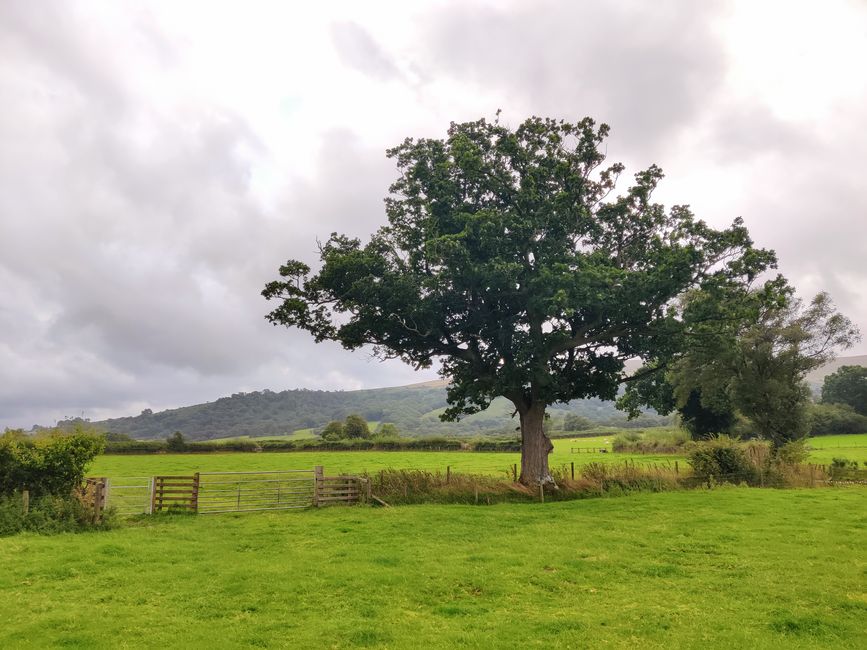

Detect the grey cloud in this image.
[421,0,728,159]
[331,21,403,82]
[0,5,431,428]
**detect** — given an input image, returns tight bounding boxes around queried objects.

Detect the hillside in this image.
[81,355,867,441]
[91,384,650,441]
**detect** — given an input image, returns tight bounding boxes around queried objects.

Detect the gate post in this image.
[192,473,200,513]
[313,466,323,507]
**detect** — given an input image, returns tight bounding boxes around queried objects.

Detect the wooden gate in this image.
[150,474,200,513]
[314,467,368,506]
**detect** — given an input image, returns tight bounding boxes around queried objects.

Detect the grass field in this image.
[806,434,867,465]
[90,437,685,480]
[90,433,867,480]
[1,487,864,648]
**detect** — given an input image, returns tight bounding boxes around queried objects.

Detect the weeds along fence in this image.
[82,461,864,517]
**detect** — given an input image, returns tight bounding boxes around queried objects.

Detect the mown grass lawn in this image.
[1,487,864,648]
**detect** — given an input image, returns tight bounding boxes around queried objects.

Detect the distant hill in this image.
[89,384,648,441]
[72,355,867,441]
[806,355,867,390]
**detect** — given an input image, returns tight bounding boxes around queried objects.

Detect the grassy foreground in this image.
[1,488,865,648]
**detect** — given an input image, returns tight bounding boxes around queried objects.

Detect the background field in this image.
[90,437,681,479]
[1,487,864,648]
[805,434,867,464]
[89,434,867,480]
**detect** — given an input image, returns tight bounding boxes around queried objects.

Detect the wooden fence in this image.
[150,474,200,513]
[79,477,108,522]
[314,466,369,506]
[91,467,367,516]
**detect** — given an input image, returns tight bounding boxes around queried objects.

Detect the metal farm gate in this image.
[95,467,364,516]
[196,470,315,514]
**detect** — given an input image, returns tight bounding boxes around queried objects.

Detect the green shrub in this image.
[0,493,115,537]
[687,437,758,484]
[0,428,104,497]
[807,402,867,435]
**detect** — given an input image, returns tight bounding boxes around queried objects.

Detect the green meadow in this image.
[805,434,867,465]
[89,433,867,480]
[89,437,680,479]
[1,487,864,649]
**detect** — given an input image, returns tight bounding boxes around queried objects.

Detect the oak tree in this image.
[263,116,775,484]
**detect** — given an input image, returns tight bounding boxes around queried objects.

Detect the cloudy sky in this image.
[2,0,866,429]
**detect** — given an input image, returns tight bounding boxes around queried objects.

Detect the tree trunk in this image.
[519,404,554,486]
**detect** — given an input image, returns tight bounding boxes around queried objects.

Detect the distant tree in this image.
[320,421,344,441]
[563,414,593,432]
[343,414,370,439]
[166,431,186,452]
[821,365,867,416]
[104,431,135,443]
[377,423,400,438]
[264,115,777,484]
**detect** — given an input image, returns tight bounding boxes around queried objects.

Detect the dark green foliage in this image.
[629,290,859,447]
[320,421,344,441]
[678,389,735,439]
[165,431,186,452]
[807,402,867,435]
[687,437,758,484]
[0,429,104,497]
[343,414,370,439]
[821,365,867,415]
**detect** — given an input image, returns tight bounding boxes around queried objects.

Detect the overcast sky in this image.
[2,0,866,429]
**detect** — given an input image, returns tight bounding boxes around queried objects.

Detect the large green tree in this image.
[263,116,776,484]
[821,365,867,416]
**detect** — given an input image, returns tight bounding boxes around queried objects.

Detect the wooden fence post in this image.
[675,461,679,475]
[512,464,518,482]
[446,466,451,484]
[92,479,105,523]
[22,489,29,515]
[103,478,111,510]
[313,466,323,507]
[571,462,575,480]
[809,464,815,487]
[192,473,200,513]
[149,477,158,514]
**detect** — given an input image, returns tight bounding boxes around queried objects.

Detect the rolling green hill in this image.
[85,385,663,441]
[72,355,867,441]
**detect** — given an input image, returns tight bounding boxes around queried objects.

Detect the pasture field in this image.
[806,434,867,465]
[90,437,684,480]
[90,433,867,480]
[1,487,864,648]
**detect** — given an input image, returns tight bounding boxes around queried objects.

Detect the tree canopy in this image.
[822,365,867,416]
[264,115,778,483]
[624,289,859,446]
